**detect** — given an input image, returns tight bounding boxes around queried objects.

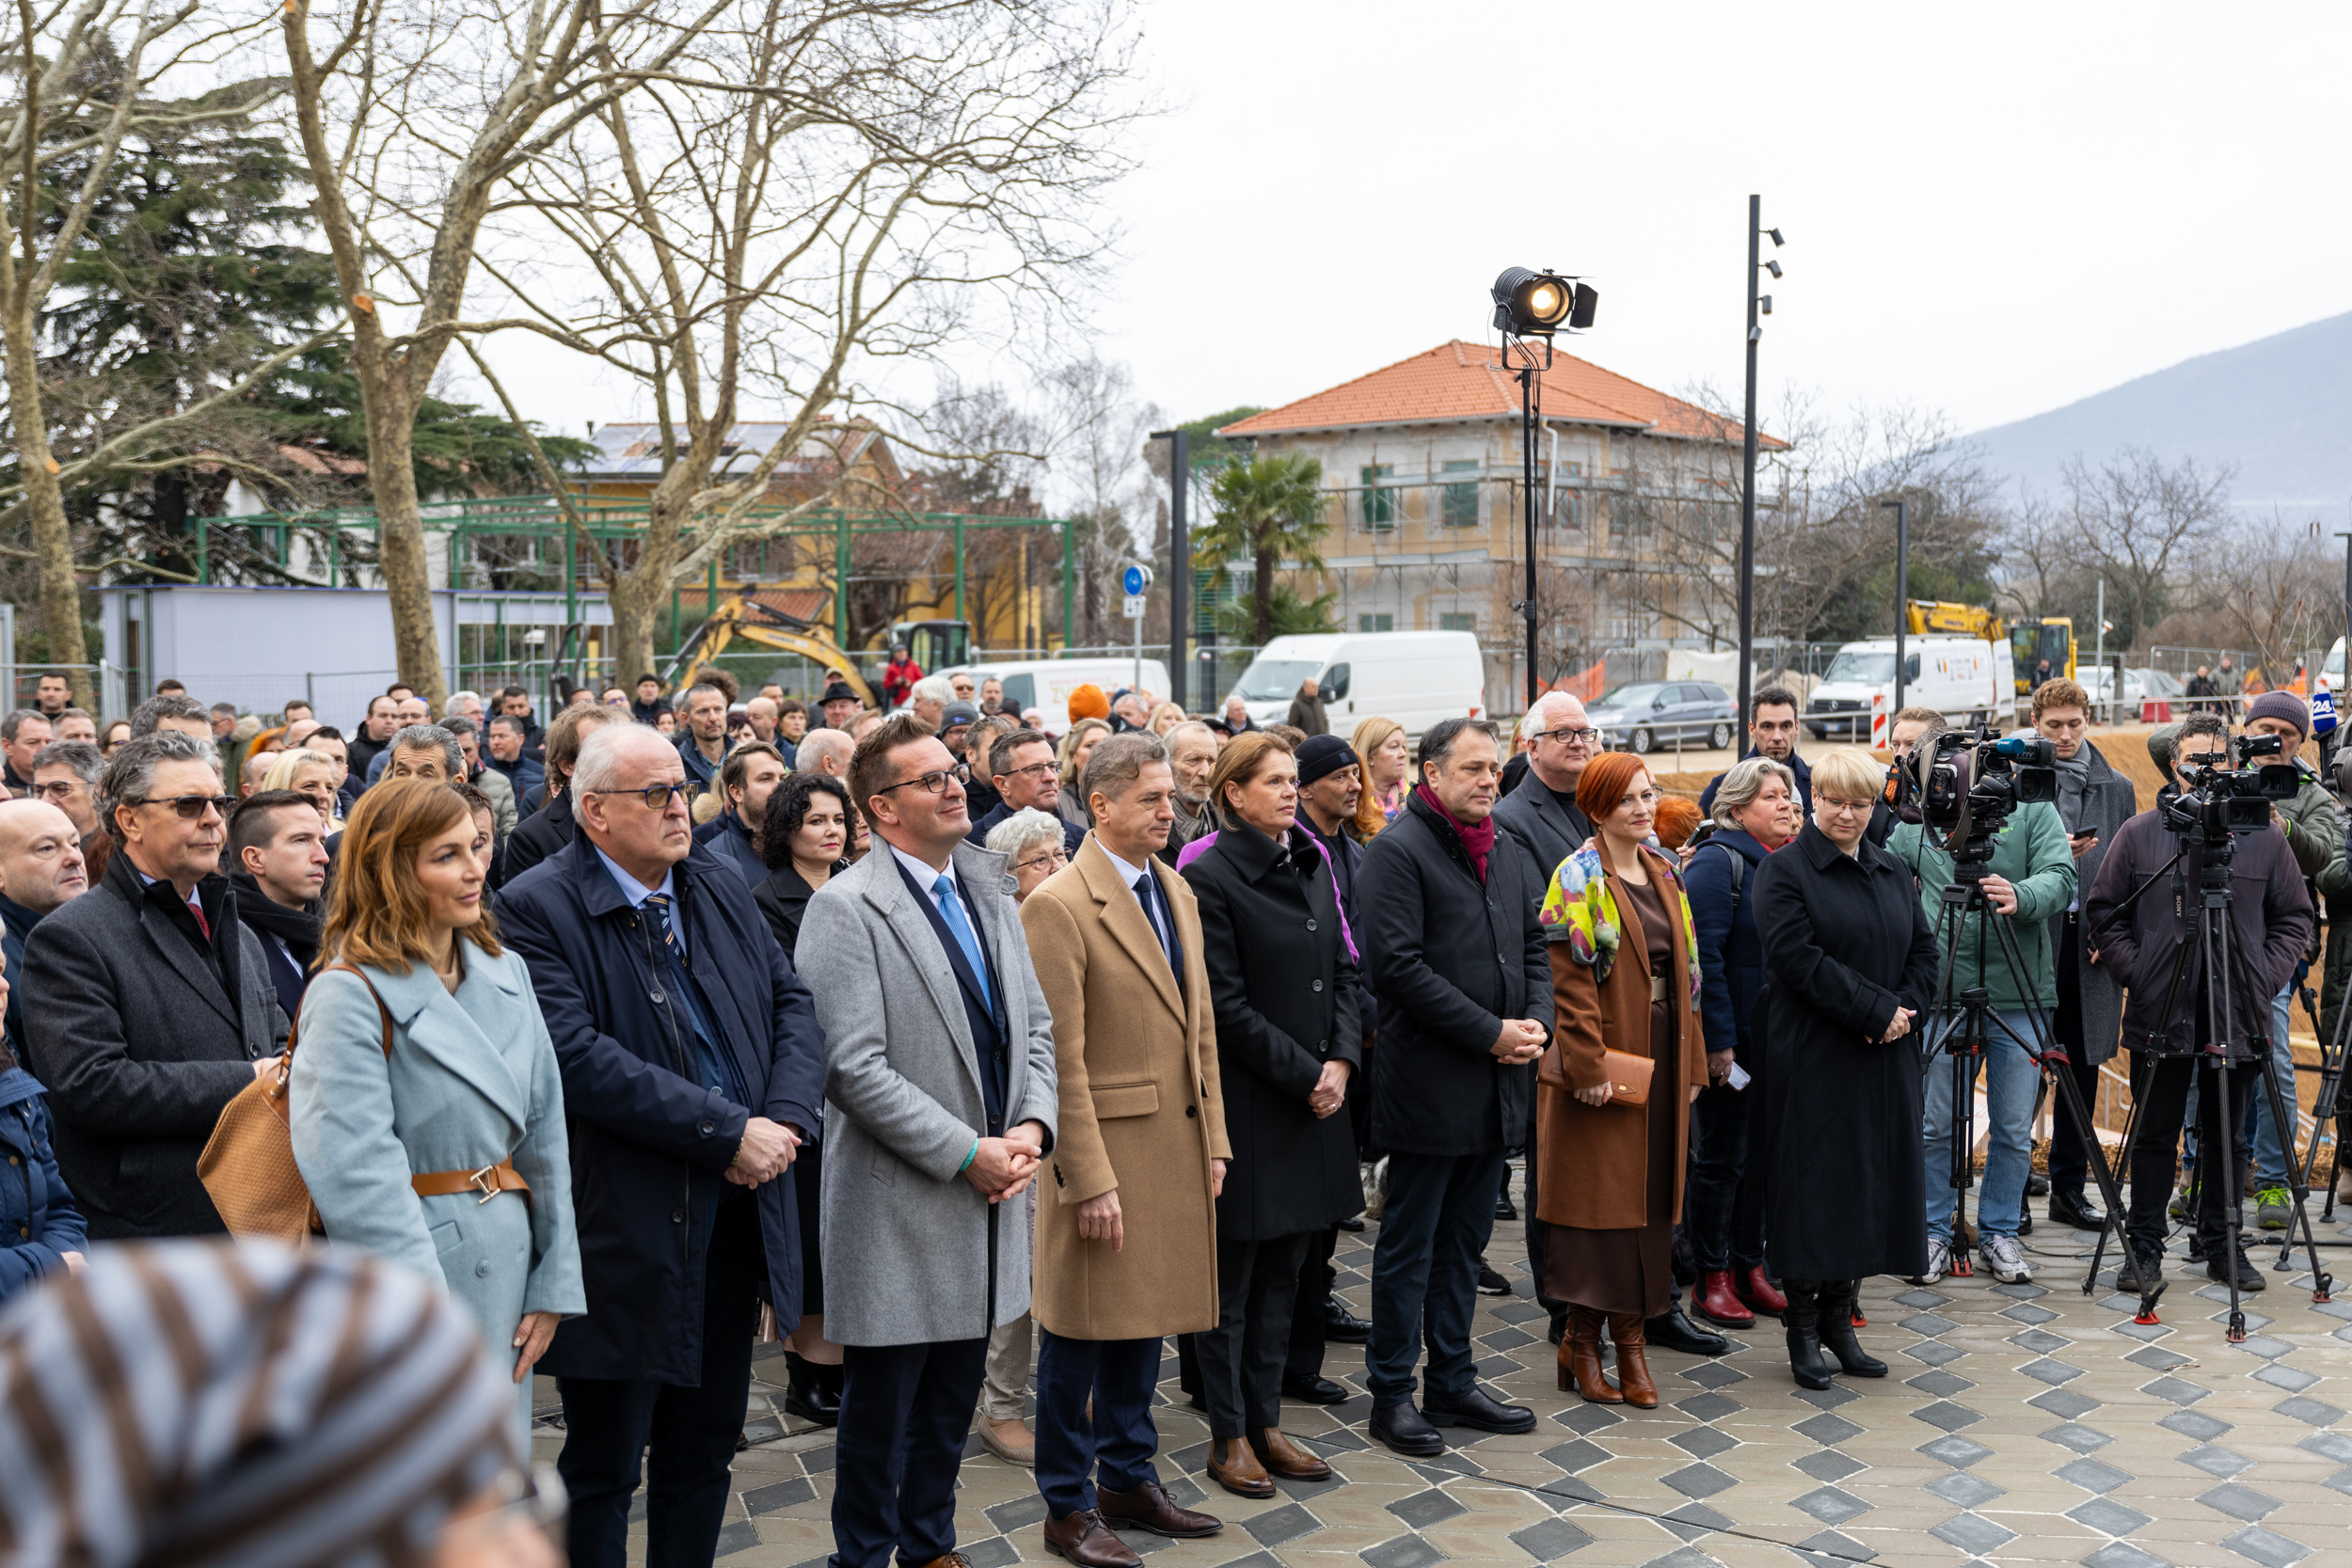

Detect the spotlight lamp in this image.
[1759,295,1772,315]
[1766,258,1783,278]
[1768,227,1786,246]
[1491,267,1599,339]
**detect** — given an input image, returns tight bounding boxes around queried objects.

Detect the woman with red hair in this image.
[1533,752,1707,1407]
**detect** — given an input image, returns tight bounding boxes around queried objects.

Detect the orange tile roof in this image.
[1216,340,1784,448]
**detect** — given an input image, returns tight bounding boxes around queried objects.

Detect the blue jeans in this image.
[1366,1148,1502,1410]
[1922,1008,2040,1243]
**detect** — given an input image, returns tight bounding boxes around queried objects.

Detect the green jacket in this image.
[1887,801,2077,1010]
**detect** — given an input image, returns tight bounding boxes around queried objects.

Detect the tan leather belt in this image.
[1651,974,1670,1003]
[411,1158,531,1206]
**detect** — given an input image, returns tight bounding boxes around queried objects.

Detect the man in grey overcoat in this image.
[797,713,1058,1568]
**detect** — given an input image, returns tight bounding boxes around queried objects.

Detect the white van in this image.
[1231,631,1486,739]
[1804,636,2014,739]
[945,657,1172,725]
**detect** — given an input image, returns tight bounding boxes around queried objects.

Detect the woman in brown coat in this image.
[1535,752,1707,1408]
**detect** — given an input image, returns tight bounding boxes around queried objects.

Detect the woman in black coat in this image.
[750,770,852,1426]
[1181,731,1362,1497]
[1751,749,1936,1391]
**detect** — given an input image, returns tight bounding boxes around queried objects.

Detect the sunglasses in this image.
[135,794,230,820]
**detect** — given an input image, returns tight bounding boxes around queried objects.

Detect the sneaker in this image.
[2168,1185,2192,1221]
[2255,1186,2293,1231]
[1476,1262,1512,1296]
[1907,1238,1953,1287]
[1980,1233,2033,1284]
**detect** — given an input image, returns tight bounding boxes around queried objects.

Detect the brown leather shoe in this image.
[1041,1510,1141,1568]
[1250,1427,1331,1481]
[1562,1306,1621,1403]
[1097,1477,1224,1536]
[1204,1435,1276,1498]
[907,1557,976,1568]
[1607,1312,1660,1409]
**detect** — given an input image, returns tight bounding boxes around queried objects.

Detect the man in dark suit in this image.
[497,722,824,1568]
[226,790,329,1022]
[0,800,87,1061]
[20,732,285,1239]
[966,727,1085,855]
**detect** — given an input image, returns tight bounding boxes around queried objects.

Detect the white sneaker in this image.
[1908,1238,1953,1286]
[1981,1233,2033,1284]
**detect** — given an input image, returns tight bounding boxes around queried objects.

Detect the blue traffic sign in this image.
[1121,564,1147,595]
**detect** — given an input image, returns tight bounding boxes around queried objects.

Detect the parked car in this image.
[1586,680,1737,754]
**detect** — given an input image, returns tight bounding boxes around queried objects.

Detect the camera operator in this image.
[2149,694,2345,1231]
[2084,713,2312,1291]
[2031,680,2137,1233]
[1887,725,2076,1285]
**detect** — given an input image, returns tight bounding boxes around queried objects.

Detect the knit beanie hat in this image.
[1067,684,1111,723]
[1294,733,1358,788]
[2245,689,2310,740]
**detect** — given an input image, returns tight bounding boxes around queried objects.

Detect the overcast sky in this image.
[485,0,2352,451]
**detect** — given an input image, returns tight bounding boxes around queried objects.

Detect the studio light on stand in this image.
[1491,267,1598,707]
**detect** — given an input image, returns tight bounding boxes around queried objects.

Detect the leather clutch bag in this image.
[1536,1045,1653,1108]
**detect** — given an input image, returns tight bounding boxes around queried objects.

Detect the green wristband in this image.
[958,1138,979,1175]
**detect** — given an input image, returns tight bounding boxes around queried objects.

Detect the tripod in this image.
[2084,832,2333,1342]
[1922,847,2158,1322]
[2271,958,2352,1265]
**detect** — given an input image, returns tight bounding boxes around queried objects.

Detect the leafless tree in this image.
[464,0,1139,678]
[1039,354,1161,650]
[2199,512,2336,686]
[2061,446,2233,653]
[1993,490,2087,624]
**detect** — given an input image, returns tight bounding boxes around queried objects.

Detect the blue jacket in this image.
[0,894,41,1063]
[1699,748,1813,818]
[692,810,763,889]
[494,834,825,1384]
[676,732,727,795]
[0,1068,86,1306]
[1685,829,1774,1060]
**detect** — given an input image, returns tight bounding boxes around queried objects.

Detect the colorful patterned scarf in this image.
[1539,841,1702,1002]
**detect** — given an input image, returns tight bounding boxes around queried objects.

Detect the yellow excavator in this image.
[1903,600,2074,697]
[665,595,975,704]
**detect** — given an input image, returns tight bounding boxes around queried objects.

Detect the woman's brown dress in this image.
[1545,872,1681,1317]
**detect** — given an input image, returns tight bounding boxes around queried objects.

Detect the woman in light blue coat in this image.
[290,777,583,1439]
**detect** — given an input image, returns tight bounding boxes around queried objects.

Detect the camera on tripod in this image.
[2161,734,2299,845]
[1907,726,2059,856]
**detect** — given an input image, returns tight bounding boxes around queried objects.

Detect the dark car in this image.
[1585,681,1738,755]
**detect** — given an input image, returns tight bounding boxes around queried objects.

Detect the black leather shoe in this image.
[1281,1374,1349,1404]
[2048,1189,2107,1231]
[1321,1296,1371,1343]
[1644,1304,1730,1357]
[1495,1194,1518,1220]
[1422,1385,1536,1433]
[1476,1263,1512,1296]
[2026,1172,2050,1196]
[1337,1215,1366,1231]
[1370,1402,1445,1456]
[2016,1209,2033,1237]
[782,1353,841,1428]
[2208,1250,2267,1291]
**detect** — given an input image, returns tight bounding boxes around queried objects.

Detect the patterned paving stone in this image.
[2029,1388,2103,1419]
[2196,1483,2280,1522]
[1508,1515,1594,1561]
[1917,1434,1994,1467]
[1904,1340,1966,1367]
[1385,1489,1466,1528]
[1791,1413,1865,1447]
[1660,1463,1738,1500]
[2054,1457,2132,1493]
[2042,1423,2115,1453]
[1540,1438,1610,1473]
[1924,1472,2004,1509]
[1929,1513,2016,1555]
[1789,1450,1867,1483]
[1791,1529,1876,1565]
[2181,1445,2256,1479]
[1911,1401,1985,1433]
[1674,1392,1743,1423]
[2269,1396,2344,1425]
[1668,1428,1739,1461]
[1359,1537,1448,1568]
[1788,1486,1871,1526]
[2161,1409,2233,1441]
[2083,1543,2171,1568]
[2068,1497,2155,1536]
[2141,1375,2211,1405]
[2217,1525,2312,1567]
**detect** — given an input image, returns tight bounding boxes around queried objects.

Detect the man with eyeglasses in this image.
[496,722,824,1568]
[21,731,288,1239]
[968,728,1085,856]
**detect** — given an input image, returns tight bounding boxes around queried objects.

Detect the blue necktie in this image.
[1134,874,1175,973]
[933,873,992,1011]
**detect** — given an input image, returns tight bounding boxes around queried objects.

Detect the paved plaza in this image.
[541,1170,2352,1568]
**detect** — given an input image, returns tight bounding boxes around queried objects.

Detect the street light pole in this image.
[1739,196,1780,729]
[1882,498,1907,717]
[1151,429,1190,709]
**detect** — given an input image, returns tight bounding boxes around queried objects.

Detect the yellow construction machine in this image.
[1903,600,2074,697]
[665,595,975,705]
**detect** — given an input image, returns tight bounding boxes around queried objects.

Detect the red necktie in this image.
[189,900,211,942]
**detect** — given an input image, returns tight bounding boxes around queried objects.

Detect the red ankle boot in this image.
[1693,1270,1755,1327]
[1735,1264,1788,1318]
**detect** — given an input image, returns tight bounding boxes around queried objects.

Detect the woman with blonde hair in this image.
[1351,715,1410,835]
[1054,716,1112,835]
[1148,700,1188,737]
[289,777,584,1440]
[261,745,345,830]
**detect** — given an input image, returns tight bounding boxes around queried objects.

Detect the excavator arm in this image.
[664,596,876,706]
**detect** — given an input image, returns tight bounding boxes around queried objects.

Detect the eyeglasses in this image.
[30,780,82,800]
[1818,797,1876,816]
[875,764,970,798]
[1527,726,1599,747]
[135,793,230,820]
[587,783,691,810]
[1014,847,1069,874]
[994,760,1055,785]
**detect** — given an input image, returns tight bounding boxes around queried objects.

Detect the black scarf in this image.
[228,869,323,971]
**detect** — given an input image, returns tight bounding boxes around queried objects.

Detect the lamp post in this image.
[1488,267,1597,708]
[1738,197,1785,729]
[1150,428,1190,709]
[1882,498,1906,717]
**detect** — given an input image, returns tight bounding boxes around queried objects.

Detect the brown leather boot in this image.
[1562,1306,1622,1403]
[1206,1436,1275,1498]
[1608,1313,1659,1409]
[1251,1427,1332,1481]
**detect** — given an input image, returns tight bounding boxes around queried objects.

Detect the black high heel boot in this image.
[783,1351,842,1428]
[1782,1279,1833,1391]
[1816,1281,1887,1377]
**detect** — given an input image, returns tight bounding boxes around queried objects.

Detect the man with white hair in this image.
[907,674,953,734]
[793,726,854,780]
[497,723,823,1568]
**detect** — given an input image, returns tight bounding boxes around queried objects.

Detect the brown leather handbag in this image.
[1537,1043,1654,1108]
[198,963,529,1242]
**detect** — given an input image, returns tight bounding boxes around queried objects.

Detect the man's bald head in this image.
[0,800,87,913]
[794,727,853,778]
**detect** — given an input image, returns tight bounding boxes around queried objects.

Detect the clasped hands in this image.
[1308,1058,1352,1119]
[724,1116,803,1187]
[962,1119,1049,1205]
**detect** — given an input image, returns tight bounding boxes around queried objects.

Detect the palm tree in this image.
[1199,451,1333,645]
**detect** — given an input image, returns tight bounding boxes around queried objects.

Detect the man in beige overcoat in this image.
[1022,731,1232,1568]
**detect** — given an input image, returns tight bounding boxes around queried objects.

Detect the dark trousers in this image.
[1034,1330,1162,1517]
[828,1337,990,1568]
[1200,1232,1311,1438]
[1686,1076,1767,1271]
[2125,1053,2261,1256]
[559,1198,760,1568]
[1283,1227,1340,1381]
[2048,916,2107,1201]
[1366,1147,1502,1410]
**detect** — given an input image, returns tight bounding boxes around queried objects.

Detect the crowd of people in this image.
[0,658,2342,1568]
